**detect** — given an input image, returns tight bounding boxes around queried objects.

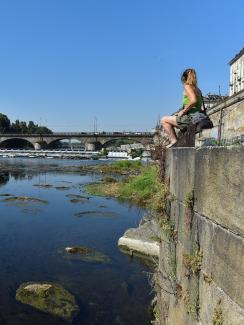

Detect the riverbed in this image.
[0,158,152,325]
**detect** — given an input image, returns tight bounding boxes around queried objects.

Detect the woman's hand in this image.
[178,110,185,117]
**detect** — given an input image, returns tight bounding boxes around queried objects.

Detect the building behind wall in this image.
[229,48,244,96]
[203,94,228,110]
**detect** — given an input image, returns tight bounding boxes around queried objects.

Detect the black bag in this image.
[190,95,213,133]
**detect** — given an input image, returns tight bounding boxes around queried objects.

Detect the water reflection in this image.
[0,172,10,186]
[0,158,152,325]
[0,171,35,186]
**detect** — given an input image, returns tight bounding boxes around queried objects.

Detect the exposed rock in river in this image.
[74,210,117,218]
[1,196,48,204]
[70,198,89,204]
[118,215,160,257]
[54,186,71,191]
[33,183,53,188]
[66,194,90,200]
[15,282,79,321]
[63,246,111,263]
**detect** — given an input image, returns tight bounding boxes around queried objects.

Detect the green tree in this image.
[19,121,28,133]
[131,148,144,159]
[11,120,21,133]
[2,114,53,134]
[27,121,36,134]
[0,114,11,133]
[35,126,52,134]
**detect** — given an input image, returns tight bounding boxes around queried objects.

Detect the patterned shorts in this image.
[176,114,192,132]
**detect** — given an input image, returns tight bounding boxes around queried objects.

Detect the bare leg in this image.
[161,116,178,147]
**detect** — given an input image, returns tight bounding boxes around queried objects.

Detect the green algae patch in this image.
[95,160,143,174]
[84,165,167,211]
[74,211,117,218]
[70,198,89,204]
[15,282,79,321]
[63,246,111,264]
[79,160,143,175]
[66,194,90,200]
[85,182,120,198]
[1,196,48,214]
[2,196,48,204]
[54,186,71,191]
[33,184,53,188]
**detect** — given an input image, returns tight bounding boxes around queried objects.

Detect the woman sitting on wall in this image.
[161,68,203,148]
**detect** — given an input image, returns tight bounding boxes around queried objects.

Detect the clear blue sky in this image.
[0,0,243,132]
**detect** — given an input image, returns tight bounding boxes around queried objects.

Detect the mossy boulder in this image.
[2,196,48,204]
[15,282,79,321]
[33,183,53,188]
[64,246,111,263]
[54,186,71,191]
[69,198,88,204]
[66,194,90,200]
[74,210,116,218]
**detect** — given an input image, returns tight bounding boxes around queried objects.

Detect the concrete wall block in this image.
[169,148,195,203]
[170,199,179,226]
[173,201,198,253]
[175,242,195,292]
[159,240,174,286]
[167,297,198,325]
[198,213,244,308]
[222,101,244,139]
[165,149,173,181]
[194,147,244,236]
[166,243,202,325]
[199,275,244,325]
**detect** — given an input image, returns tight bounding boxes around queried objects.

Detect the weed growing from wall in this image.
[182,288,200,316]
[203,271,213,284]
[213,302,224,325]
[184,190,194,230]
[183,247,203,277]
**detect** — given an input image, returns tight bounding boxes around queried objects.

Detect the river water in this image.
[0,158,152,325]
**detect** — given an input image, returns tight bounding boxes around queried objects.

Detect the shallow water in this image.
[0,158,152,325]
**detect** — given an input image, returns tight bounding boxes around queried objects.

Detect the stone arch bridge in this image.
[0,132,155,150]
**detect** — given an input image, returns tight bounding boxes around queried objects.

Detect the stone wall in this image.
[156,147,244,325]
[196,90,244,146]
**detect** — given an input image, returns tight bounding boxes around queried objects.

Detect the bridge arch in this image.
[102,138,146,149]
[0,138,35,149]
[47,138,84,149]
[47,138,102,151]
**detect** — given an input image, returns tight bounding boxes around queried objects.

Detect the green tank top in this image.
[183,94,202,114]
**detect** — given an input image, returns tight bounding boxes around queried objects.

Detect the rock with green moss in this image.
[54,186,71,191]
[64,246,111,263]
[15,282,79,321]
[69,198,88,204]
[66,194,90,200]
[33,184,53,188]
[2,196,48,204]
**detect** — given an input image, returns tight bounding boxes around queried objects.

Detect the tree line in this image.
[0,113,52,134]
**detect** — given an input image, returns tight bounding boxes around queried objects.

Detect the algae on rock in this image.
[64,246,111,263]
[15,282,79,321]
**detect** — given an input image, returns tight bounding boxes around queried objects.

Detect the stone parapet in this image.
[196,90,244,144]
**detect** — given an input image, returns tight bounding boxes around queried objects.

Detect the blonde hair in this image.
[181,68,198,87]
